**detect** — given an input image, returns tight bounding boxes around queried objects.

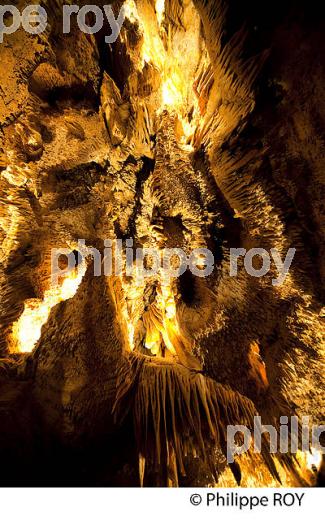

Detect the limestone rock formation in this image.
[0,0,324,486]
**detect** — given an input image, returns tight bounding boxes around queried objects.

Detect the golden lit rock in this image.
[0,0,323,488]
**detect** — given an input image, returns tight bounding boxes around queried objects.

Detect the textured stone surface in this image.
[0,0,324,486]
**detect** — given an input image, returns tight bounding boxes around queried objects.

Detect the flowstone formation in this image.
[0,0,324,486]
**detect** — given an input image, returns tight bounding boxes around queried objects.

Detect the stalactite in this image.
[113,353,281,486]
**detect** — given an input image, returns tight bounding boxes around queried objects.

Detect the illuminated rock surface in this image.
[0,0,324,486]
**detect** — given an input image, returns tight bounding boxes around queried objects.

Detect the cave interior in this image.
[0,0,324,487]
